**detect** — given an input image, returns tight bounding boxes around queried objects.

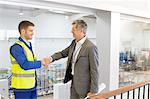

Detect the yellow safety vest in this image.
[10,40,36,89]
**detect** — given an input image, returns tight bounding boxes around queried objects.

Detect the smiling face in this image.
[71,20,87,41]
[71,24,83,41]
[18,21,35,41]
[21,26,34,41]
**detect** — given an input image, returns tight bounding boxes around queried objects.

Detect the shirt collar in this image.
[76,36,86,45]
[19,37,31,47]
[18,37,34,56]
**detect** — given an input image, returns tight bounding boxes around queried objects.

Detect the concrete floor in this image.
[119,69,150,83]
[38,94,53,99]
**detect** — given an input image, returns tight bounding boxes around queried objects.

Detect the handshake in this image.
[41,57,53,67]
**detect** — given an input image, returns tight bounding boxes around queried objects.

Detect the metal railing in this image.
[90,80,150,99]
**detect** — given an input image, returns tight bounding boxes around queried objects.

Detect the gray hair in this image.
[72,20,87,34]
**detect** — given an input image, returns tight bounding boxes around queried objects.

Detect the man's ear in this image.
[21,29,25,34]
[81,28,86,34]
[81,28,84,33]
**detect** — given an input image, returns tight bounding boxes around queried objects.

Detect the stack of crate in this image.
[36,64,66,96]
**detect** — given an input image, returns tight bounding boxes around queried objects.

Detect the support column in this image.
[96,11,120,91]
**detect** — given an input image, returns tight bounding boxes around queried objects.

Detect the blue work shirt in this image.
[10,37,42,92]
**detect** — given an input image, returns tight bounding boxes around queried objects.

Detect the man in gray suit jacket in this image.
[50,20,100,99]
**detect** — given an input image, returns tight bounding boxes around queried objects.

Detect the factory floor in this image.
[39,69,150,99]
[119,68,150,84]
[38,94,53,99]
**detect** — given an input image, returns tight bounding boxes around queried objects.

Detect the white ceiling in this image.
[0,0,97,14]
[0,0,97,18]
[0,0,150,22]
[0,4,36,11]
[0,3,77,17]
[40,0,150,18]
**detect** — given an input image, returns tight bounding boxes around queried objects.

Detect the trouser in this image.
[14,90,37,99]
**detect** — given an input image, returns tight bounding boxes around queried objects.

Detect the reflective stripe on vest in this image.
[10,40,36,89]
[12,73,35,77]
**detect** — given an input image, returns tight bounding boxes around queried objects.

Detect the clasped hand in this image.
[41,57,52,67]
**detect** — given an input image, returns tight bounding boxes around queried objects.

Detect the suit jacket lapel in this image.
[76,39,88,62]
[68,41,76,66]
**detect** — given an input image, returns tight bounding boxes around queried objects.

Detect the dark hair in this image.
[18,20,34,33]
[72,20,87,33]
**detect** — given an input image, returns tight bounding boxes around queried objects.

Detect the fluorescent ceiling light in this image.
[19,12,24,15]
[19,9,24,16]
[48,9,66,14]
[65,15,69,19]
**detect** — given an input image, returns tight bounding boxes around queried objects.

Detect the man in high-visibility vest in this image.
[10,20,50,99]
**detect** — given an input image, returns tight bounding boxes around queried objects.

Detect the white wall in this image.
[120,20,150,52]
[34,13,96,38]
[34,13,71,38]
[143,30,150,49]
[0,41,10,68]
[0,12,96,68]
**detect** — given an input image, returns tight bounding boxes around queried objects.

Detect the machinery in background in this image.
[119,50,137,71]
[0,68,11,80]
[0,79,9,99]
[119,49,150,71]
[0,64,66,98]
[119,49,150,87]
[36,64,66,96]
[0,68,11,99]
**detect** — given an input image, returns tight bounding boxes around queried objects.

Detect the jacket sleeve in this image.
[89,45,100,93]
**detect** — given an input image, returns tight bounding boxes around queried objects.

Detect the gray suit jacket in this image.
[51,38,99,95]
